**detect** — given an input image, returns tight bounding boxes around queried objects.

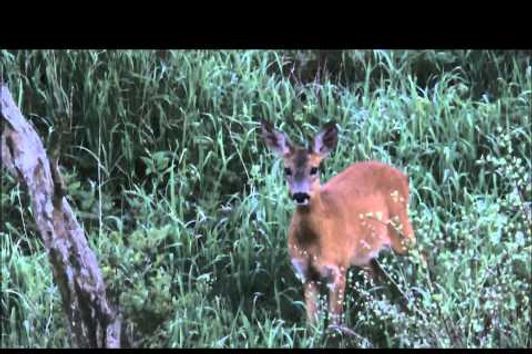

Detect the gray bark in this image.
[1,83,120,348]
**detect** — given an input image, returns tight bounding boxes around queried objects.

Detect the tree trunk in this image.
[1,83,120,348]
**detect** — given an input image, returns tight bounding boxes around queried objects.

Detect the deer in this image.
[260,119,415,330]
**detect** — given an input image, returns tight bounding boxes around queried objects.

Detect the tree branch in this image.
[1,83,120,348]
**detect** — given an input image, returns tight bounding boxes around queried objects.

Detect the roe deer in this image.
[260,119,415,327]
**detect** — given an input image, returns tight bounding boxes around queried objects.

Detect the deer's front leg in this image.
[325,265,347,326]
[291,258,320,324]
[303,280,320,324]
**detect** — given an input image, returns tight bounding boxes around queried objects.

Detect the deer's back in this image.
[317,161,411,266]
[323,161,409,199]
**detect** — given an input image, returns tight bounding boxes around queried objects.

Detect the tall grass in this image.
[1,50,530,348]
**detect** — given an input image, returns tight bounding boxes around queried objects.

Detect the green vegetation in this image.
[1,50,530,348]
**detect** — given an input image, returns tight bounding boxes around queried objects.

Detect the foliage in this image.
[1,50,530,348]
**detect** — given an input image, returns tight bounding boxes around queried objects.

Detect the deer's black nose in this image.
[292,193,310,204]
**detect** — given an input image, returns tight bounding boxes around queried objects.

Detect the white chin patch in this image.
[295,200,309,206]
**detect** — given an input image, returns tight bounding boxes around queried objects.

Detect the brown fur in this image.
[261,120,415,326]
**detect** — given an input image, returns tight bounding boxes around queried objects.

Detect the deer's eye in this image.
[284,167,292,176]
[310,167,319,175]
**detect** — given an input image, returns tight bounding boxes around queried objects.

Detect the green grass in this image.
[1,50,530,348]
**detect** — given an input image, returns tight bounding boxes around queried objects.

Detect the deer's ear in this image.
[260,119,292,156]
[312,121,338,157]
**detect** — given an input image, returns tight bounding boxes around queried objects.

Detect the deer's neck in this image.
[292,189,327,247]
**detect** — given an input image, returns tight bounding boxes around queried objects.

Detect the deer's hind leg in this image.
[387,196,415,254]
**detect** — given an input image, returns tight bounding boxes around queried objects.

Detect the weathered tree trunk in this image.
[1,83,120,348]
